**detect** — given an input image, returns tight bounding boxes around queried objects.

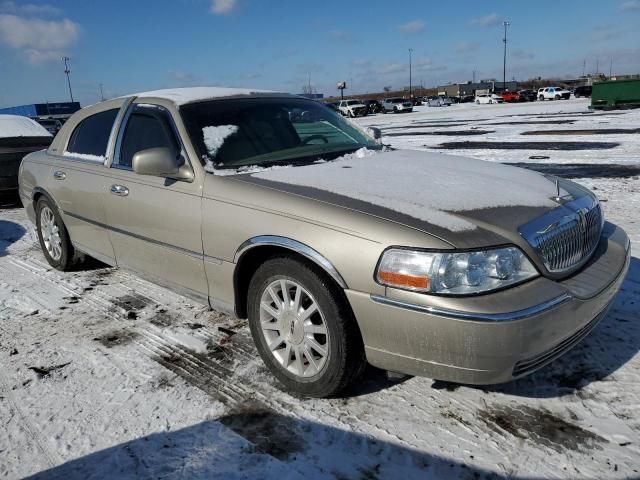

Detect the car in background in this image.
[364,99,383,114]
[36,118,65,135]
[382,97,413,113]
[0,115,52,194]
[324,102,339,112]
[411,97,423,106]
[338,99,368,117]
[475,93,504,104]
[574,85,592,98]
[458,95,476,103]
[426,96,453,107]
[500,91,521,103]
[538,87,571,101]
[518,90,537,102]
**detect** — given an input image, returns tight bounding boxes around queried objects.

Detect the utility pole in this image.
[609,58,613,78]
[582,59,586,77]
[61,56,74,102]
[99,83,105,101]
[595,59,599,76]
[408,48,413,99]
[502,21,510,92]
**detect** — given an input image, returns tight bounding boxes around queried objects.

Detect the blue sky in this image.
[0,0,639,107]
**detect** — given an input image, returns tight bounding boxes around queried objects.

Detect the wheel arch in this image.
[233,236,348,319]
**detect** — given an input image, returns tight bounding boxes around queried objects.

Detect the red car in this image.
[501,91,521,102]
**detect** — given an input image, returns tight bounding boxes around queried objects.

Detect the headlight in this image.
[376,247,538,295]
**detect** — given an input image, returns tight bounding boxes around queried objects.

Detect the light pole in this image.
[502,21,510,92]
[99,83,105,101]
[408,48,413,99]
[61,56,74,102]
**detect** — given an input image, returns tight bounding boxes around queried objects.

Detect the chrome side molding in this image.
[234,235,348,289]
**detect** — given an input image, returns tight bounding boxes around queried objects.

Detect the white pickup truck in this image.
[537,87,571,101]
[337,99,368,117]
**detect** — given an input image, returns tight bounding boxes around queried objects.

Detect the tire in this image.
[393,107,398,113]
[476,100,480,104]
[489,99,493,104]
[247,256,366,398]
[539,95,545,101]
[35,197,78,271]
[555,95,560,100]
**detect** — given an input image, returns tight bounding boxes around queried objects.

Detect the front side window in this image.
[66,109,118,158]
[181,97,380,171]
[115,105,179,169]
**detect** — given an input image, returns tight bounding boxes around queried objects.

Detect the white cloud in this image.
[0,1,60,16]
[454,41,480,54]
[398,19,425,34]
[210,0,237,15]
[0,14,79,64]
[620,0,640,11]
[470,13,502,27]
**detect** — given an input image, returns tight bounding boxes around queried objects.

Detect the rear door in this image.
[47,102,124,264]
[102,101,208,301]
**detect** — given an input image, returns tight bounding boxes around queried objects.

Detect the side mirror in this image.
[132,147,193,181]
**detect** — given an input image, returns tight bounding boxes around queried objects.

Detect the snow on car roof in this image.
[132,87,280,105]
[0,115,52,139]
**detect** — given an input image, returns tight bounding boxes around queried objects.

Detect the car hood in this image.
[237,149,586,248]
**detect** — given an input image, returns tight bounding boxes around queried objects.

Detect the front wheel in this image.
[247,257,365,397]
[555,95,560,100]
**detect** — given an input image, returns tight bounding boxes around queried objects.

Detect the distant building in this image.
[438,81,518,97]
[0,102,81,119]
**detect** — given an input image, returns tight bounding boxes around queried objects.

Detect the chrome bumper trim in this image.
[369,293,572,322]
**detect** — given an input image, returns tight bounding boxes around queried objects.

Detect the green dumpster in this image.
[591,79,640,110]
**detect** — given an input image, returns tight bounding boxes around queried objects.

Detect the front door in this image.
[102,103,207,301]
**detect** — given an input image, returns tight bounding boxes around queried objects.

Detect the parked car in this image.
[475,93,504,104]
[19,87,629,397]
[381,97,413,113]
[538,87,571,100]
[427,96,453,107]
[574,85,593,98]
[337,99,367,117]
[500,91,521,103]
[518,89,537,102]
[36,117,65,135]
[364,99,383,114]
[458,95,476,103]
[324,102,339,112]
[411,96,423,106]
[0,115,52,194]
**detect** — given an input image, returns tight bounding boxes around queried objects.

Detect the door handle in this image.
[53,170,66,180]
[110,184,129,196]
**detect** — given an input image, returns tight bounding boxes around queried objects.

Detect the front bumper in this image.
[347,223,631,384]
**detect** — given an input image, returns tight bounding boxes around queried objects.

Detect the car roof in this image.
[129,86,291,106]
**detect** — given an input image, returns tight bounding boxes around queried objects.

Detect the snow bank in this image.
[253,149,564,231]
[132,87,274,105]
[0,115,52,139]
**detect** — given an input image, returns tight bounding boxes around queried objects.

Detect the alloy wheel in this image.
[40,206,62,261]
[259,279,329,378]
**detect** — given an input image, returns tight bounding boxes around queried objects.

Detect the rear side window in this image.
[67,109,118,158]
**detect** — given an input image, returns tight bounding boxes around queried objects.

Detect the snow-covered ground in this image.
[1,100,639,479]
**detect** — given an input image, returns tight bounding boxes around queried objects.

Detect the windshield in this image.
[346,100,360,105]
[181,97,380,170]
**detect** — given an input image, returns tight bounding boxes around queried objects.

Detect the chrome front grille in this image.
[519,195,603,274]
[535,205,602,272]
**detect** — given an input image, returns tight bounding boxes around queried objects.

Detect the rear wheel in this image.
[35,197,78,271]
[539,95,545,101]
[247,256,365,397]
